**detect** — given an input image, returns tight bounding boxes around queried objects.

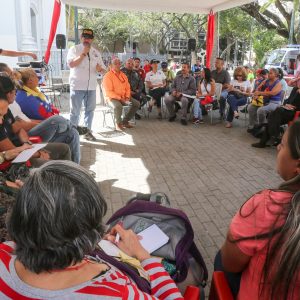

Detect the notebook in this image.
[138,224,169,254]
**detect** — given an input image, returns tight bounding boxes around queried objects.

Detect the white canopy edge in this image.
[62,0,254,14]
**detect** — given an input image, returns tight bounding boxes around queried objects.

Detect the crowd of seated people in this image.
[0,64,81,163]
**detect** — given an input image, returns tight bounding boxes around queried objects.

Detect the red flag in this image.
[205,11,215,69]
[44,0,61,64]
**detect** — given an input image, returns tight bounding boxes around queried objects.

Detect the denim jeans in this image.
[193,98,202,119]
[226,95,247,122]
[28,115,81,164]
[219,90,229,114]
[70,89,96,129]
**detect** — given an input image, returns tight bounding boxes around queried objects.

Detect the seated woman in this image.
[0,160,184,299]
[192,67,215,124]
[248,68,282,131]
[0,91,71,168]
[225,67,252,128]
[252,85,300,148]
[15,68,59,120]
[216,120,300,299]
[0,70,80,164]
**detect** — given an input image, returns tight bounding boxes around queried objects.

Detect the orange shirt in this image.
[102,70,131,101]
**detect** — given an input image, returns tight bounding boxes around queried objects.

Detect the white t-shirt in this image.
[230,79,251,92]
[67,44,106,90]
[145,70,166,86]
[199,81,212,96]
[9,101,31,122]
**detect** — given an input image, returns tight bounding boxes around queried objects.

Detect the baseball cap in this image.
[81,29,94,39]
[150,59,160,64]
[161,62,168,68]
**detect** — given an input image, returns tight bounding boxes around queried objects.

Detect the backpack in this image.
[94,193,208,293]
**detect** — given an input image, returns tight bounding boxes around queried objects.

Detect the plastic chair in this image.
[209,271,234,300]
[184,285,201,300]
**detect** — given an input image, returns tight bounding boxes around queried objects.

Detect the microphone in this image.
[87,52,90,60]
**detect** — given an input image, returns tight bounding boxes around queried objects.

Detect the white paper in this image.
[12,143,47,163]
[182,93,196,99]
[138,224,169,254]
[98,240,121,257]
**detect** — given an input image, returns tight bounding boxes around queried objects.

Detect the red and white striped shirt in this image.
[0,242,183,300]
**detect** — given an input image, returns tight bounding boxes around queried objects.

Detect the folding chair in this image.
[209,271,234,300]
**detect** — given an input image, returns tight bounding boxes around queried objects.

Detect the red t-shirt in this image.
[230,189,299,300]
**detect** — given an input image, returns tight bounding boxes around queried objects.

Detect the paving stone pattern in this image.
[59,91,281,290]
[77,104,282,286]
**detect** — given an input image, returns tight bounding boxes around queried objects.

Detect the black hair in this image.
[277,68,284,80]
[0,74,15,94]
[133,57,140,61]
[8,160,108,274]
[233,121,300,299]
[0,63,9,73]
[261,69,269,76]
[202,67,212,83]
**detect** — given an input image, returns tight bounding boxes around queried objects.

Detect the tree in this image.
[241,0,300,43]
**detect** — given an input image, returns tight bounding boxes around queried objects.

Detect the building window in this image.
[30,8,37,42]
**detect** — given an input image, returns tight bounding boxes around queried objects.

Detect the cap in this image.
[81,29,94,39]
[161,62,168,68]
[150,59,160,64]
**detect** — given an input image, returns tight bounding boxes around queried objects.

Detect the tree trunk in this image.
[210,14,218,70]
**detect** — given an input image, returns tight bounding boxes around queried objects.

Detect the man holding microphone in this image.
[67,29,106,141]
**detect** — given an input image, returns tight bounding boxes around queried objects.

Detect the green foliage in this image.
[252,29,286,66]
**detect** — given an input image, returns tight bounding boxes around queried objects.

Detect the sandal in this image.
[225,122,232,128]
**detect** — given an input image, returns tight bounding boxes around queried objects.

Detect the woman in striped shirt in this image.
[0,160,183,300]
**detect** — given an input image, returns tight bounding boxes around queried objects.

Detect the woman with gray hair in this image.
[216,120,300,299]
[0,160,183,299]
[247,67,282,132]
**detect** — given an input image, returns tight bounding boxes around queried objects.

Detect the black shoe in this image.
[180,119,188,126]
[247,128,255,134]
[168,115,176,122]
[84,131,96,141]
[135,113,141,120]
[252,142,266,148]
[76,126,89,135]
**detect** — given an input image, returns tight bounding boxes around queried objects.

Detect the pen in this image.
[115,233,120,243]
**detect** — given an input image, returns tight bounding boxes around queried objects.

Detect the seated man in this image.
[121,58,144,119]
[211,57,231,118]
[161,61,175,91]
[0,93,71,168]
[133,57,146,81]
[102,58,140,131]
[164,62,196,126]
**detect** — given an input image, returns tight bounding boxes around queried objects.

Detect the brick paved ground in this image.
[60,93,282,292]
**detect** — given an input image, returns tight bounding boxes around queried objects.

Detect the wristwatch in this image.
[0,151,6,164]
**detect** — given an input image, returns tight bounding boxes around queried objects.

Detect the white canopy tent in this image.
[62,0,254,14]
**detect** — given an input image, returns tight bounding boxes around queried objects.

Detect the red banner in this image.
[205,11,215,69]
[44,0,61,64]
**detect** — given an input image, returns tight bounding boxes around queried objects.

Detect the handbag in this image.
[251,95,264,107]
[200,95,214,105]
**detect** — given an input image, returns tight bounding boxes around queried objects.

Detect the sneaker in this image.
[192,118,199,124]
[84,131,97,141]
[157,112,162,120]
[199,119,204,124]
[252,142,266,148]
[180,119,188,126]
[168,115,176,122]
[76,126,89,135]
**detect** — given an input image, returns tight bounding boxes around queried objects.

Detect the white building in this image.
[0,0,66,71]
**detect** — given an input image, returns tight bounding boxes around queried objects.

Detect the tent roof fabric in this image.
[62,0,254,14]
